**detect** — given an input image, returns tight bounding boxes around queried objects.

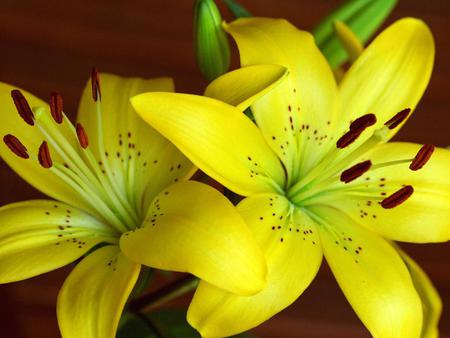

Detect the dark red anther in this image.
[409,144,435,171]
[336,128,363,149]
[3,134,29,159]
[11,90,35,125]
[76,123,89,149]
[340,160,372,183]
[91,67,101,102]
[384,108,411,130]
[50,92,64,124]
[381,185,414,209]
[350,114,377,131]
[38,141,53,168]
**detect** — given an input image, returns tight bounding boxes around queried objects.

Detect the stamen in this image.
[3,134,29,159]
[50,92,64,124]
[340,160,372,183]
[91,67,101,101]
[384,108,410,130]
[336,128,363,148]
[409,144,434,171]
[76,123,89,149]
[350,114,377,131]
[11,90,35,125]
[38,141,53,168]
[381,185,414,209]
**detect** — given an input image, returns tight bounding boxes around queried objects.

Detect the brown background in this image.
[0,0,449,337]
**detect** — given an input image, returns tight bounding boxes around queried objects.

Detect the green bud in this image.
[313,0,398,69]
[223,0,252,18]
[194,0,230,81]
[333,20,363,63]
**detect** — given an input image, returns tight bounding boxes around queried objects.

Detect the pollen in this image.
[409,144,434,171]
[38,141,53,168]
[381,185,414,209]
[11,89,35,125]
[3,134,29,159]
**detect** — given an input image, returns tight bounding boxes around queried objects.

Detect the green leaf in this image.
[129,267,155,300]
[312,0,398,69]
[223,0,252,18]
[194,0,231,81]
[147,309,257,338]
[117,313,158,338]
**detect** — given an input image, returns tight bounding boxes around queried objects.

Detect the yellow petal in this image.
[120,181,266,296]
[0,200,116,283]
[0,83,92,210]
[77,73,195,213]
[225,18,339,181]
[397,247,442,338]
[57,245,140,338]
[338,18,434,140]
[340,142,450,243]
[77,73,174,156]
[204,64,288,111]
[132,93,285,196]
[311,205,422,338]
[188,194,322,337]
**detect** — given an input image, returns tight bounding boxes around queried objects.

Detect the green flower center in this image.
[284,111,432,210]
[5,84,144,234]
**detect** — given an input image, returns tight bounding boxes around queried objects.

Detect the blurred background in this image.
[0,0,448,337]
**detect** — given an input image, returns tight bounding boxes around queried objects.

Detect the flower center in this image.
[3,70,145,234]
[286,109,434,209]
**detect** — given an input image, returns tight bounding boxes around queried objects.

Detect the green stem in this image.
[130,275,199,313]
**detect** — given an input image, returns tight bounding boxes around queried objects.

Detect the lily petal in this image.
[57,245,140,338]
[0,200,116,283]
[77,73,174,156]
[77,73,195,213]
[398,248,442,338]
[341,142,450,243]
[311,205,423,338]
[338,18,434,140]
[204,64,288,111]
[0,83,92,210]
[225,18,339,181]
[188,194,322,337]
[120,181,266,296]
[132,93,285,196]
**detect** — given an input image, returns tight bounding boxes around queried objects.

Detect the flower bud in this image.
[194,0,230,81]
[313,0,398,69]
[333,20,363,63]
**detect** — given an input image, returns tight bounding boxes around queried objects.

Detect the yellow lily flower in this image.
[0,67,287,338]
[131,18,450,338]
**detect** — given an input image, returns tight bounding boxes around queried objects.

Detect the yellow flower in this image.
[131,18,450,338]
[0,68,286,338]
